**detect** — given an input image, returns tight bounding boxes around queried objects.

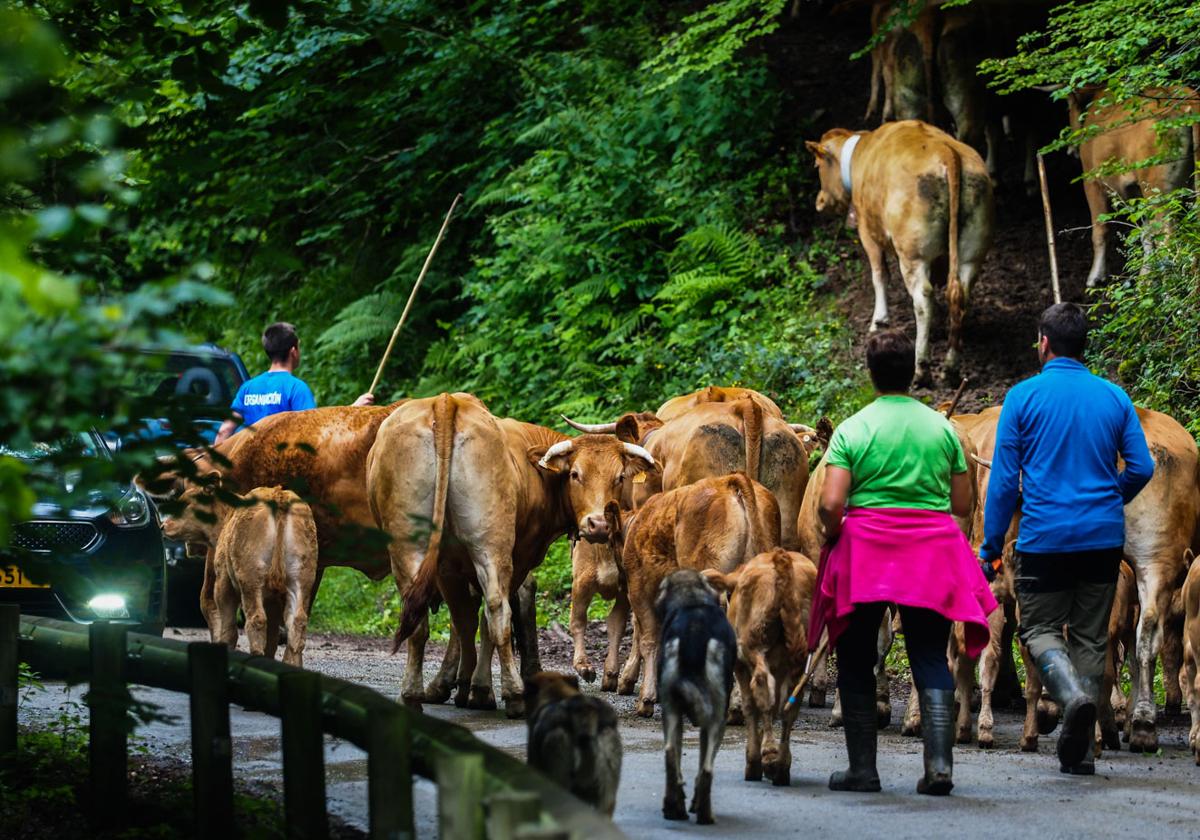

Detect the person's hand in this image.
[980,557,998,584]
[352,393,375,407]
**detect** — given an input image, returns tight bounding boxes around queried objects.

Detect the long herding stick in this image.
[368,193,463,395]
[1036,154,1062,304]
[944,377,970,419]
[786,634,830,708]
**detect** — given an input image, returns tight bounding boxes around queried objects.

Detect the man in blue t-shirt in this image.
[215,322,373,443]
[981,303,1153,776]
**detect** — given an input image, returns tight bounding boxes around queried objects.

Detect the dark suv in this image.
[1,432,167,634]
[123,344,249,626]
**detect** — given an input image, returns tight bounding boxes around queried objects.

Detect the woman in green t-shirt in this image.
[811,329,995,796]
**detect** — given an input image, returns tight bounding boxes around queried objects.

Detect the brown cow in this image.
[383,393,658,717]
[162,484,317,667]
[654,386,784,423]
[806,120,994,385]
[617,473,781,717]
[704,549,817,786]
[568,538,631,691]
[1068,87,1200,287]
[1182,552,1200,764]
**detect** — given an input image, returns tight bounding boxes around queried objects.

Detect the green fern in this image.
[316,292,409,352]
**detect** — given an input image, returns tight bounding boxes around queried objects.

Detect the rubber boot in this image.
[829,691,882,792]
[1035,649,1096,771]
[916,688,955,795]
[1061,674,1100,776]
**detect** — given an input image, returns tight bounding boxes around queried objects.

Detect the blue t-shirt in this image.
[231,371,316,427]
[980,358,1154,560]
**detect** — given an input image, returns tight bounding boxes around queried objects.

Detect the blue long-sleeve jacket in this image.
[980,358,1155,560]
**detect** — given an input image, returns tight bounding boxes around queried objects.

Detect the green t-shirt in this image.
[825,395,967,512]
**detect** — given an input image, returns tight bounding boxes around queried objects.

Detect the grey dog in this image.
[525,671,622,815]
[656,569,737,824]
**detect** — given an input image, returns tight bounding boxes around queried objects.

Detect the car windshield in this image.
[125,350,243,410]
[0,432,100,462]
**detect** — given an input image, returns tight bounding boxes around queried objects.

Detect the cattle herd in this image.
[142,1,1200,825]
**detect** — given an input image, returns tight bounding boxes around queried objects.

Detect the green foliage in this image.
[309,566,450,638]
[642,0,788,90]
[1088,197,1200,435]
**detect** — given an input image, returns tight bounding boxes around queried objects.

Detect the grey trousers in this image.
[1014,548,1123,680]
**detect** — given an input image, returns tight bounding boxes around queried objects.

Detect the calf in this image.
[1182,554,1200,764]
[162,483,317,666]
[617,473,781,716]
[705,549,817,786]
[657,570,737,825]
[807,120,994,385]
[525,671,622,815]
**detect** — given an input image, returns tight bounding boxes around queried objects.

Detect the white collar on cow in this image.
[840,133,862,196]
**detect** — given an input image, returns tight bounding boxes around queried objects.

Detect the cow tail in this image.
[394,393,457,653]
[773,549,807,663]
[943,145,964,357]
[737,399,764,482]
[267,494,289,595]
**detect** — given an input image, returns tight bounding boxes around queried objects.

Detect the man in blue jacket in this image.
[215,322,373,444]
[980,302,1154,776]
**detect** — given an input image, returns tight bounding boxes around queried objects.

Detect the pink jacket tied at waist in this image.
[808,507,998,658]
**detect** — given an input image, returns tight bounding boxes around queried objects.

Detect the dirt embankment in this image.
[765,7,1097,412]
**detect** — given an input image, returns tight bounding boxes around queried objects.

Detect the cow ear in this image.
[529,445,573,473]
[805,140,827,161]
[615,413,642,444]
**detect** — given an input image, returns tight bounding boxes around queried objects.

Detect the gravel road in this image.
[18,626,1198,839]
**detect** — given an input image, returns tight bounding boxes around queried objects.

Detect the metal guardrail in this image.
[0,606,625,840]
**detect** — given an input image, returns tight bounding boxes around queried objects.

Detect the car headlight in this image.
[108,487,150,528]
[88,593,130,619]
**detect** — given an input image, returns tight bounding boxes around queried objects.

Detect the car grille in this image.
[12,521,100,554]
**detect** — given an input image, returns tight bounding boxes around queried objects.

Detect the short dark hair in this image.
[1038,303,1087,358]
[262,322,299,363]
[865,329,915,392]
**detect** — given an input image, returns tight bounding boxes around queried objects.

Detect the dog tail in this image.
[394,393,456,653]
[773,549,808,663]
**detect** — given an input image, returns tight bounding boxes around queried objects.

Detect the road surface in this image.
[17,629,1198,839]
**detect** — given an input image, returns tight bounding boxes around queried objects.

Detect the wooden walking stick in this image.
[786,634,830,708]
[944,377,970,419]
[368,193,463,395]
[1036,154,1063,304]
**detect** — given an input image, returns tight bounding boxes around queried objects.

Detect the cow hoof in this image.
[696,811,715,826]
[1036,705,1060,735]
[877,703,892,729]
[467,686,497,710]
[957,727,972,745]
[453,680,471,708]
[914,368,934,389]
[504,697,527,719]
[727,706,745,726]
[424,682,453,705]
[601,673,618,693]
[745,760,763,781]
[1019,736,1038,753]
[663,797,688,821]
[576,663,597,684]
[770,765,791,787]
[617,679,637,696]
[1101,727,1121,751]
[807,688,827,709]
[636,699,655,718]
[1128,721,1158,753]
[829,711,844,728]
[978,734,994,750]
[901,720,921,738]
[870,319,889,332]
[401,696,423,713]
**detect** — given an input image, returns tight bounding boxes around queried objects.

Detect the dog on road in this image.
[525,671,622,815]
[657,569,737,824]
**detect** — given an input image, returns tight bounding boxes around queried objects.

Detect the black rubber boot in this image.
[829,691,882,792]
[1061,675,1100,776]
[1036,649,1096,771]
[916,688,955,795]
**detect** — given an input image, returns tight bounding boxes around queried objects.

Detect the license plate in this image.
[0,565,50,588]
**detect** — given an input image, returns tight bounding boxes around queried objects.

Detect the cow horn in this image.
[971,454,993,470]
[621,442,657,468]
[560,414,618,434]
[538,439,576,468]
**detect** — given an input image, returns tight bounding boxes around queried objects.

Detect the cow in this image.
[616,473,781,717]
[806,120,994,385]
[704,549,818,786]
[382,393,658,717]
[568,537,631,692]
[1182,552,1200,764]
[654,386,785,422]
[1068,86,1200,287]
[162,484,317,667]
